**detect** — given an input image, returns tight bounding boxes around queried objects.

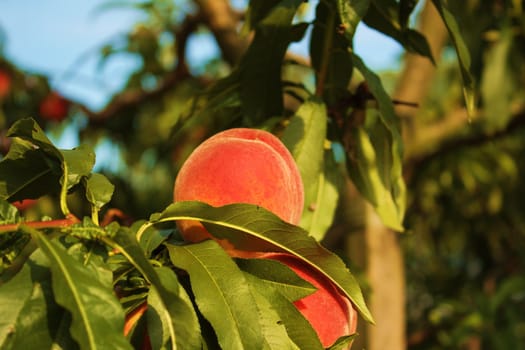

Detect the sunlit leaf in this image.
[281,97,338,240]
[431,0,476,118]
[167,240,265,350]
[144,201,373,323]
[346,126,405,231]
[480,25,513,130]
[350,54,406,231]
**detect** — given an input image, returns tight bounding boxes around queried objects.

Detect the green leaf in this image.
[6,118,62,160]
[167,240,265,350]
[239,0,304,125]
[399,0,420,28]
[1,250,78,349]
[0,260,33,347]
[84,173,115,210]
[61,144,96,190]
[243,272,324,350]
[145,201,374,323]
[327,334,358,350]
[30,229,131,350]
[110,228,201,350]
[363,1,434,62]
[336,0,371,40]
[480,25,513,130]
[247,278,301,350]
[236,258,316,301]
[345,126,405,231]
[431,0,476,118]
[350,54,406,231]
[0,138,61,202]
[310,1,354,105]
[281,97,338,240]
[0,199,20,224]
[146,266,197,350]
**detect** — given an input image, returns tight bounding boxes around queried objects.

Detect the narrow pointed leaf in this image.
[167,240,265,350]
[236,257,316,301]
[243,272,324,350]
[336,0,371,40]
[0,261,33,347]
[247,279,300,350]
[1,254,77,349]
[29,229,131,350]
[110,228,201,350]
[431,0,476,117]
[350,53,406,231]
[281,98,337,240]
[146,266,197,350]
[144,201,373,323]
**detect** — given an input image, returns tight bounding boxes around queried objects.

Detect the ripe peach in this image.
[0,70,11,99]
[174,128,304,243]
[39,91,69,122]
[263,252,358,348]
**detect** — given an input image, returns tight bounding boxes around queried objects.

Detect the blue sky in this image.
[0,0,402,111]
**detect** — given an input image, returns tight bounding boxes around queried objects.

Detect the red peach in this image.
[263,252,358,348]
[0,70,11,99]
[173,128,304,243]
[39,91,69,122]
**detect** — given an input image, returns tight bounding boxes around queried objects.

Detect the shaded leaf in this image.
[146,266,197,350]
[167,240,265,350]
[144,201,373,323]
[310,1,354,105]
[236,257,316,301]
[399,0,420,28]
[84,173,115,210]
[0,199,20,224]
[111,228,201,350]
[364,2,434,62]
[247,278,300,350]
[336,0,371,40]
[61,144,95,190]
[1,250,78,349]
[30,229,131,350]
[0,138,61,202]
[243,272,324,350]
[239,0,304,125]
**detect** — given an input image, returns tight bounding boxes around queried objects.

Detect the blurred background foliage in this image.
[1,0,525,348]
